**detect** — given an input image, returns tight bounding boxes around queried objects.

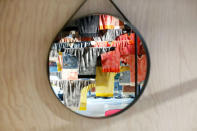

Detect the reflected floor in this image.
[75,97,134,117]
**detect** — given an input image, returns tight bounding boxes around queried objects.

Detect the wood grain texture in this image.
[0,0,197,131]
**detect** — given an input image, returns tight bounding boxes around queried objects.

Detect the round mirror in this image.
[48,14,150,118]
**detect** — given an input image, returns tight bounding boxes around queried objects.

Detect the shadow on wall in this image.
[35,75,197,131]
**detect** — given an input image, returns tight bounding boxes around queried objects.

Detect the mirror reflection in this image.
[48,14,149,117]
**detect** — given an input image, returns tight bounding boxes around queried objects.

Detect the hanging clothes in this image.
[62,80,95,109]
[99,14,124,30]
[81,37,93,41]
[49,49,59,58]
[57,52,63,72]
[61,54,79,80]
[59,37,81,43]
[100,40,130,72]
[93,29,123,41]
[122,54,147,83]
[64,47,112,75]
[101,38,141,73]
[51,43,69,52]
[62,69,78,80]
[95,67,116,97]
[52,42,92,51]
[91,41,111,47]
[62,54,78,69]
[58,30,81,43]
[101,47,121,72]
[49,49,59,63]
[116,33,134,41]
[118,40,135,55]
[95,66,130,97]
[135,55,147,82]
[119,71,131,85]
[72,42,92,48]
[116,33,141,54]
[79,83,95,111]
[76,15,99,37]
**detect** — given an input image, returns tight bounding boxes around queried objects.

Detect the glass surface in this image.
[48,14,149,118]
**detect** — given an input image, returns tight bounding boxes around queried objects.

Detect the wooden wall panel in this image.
[0,0,197,131]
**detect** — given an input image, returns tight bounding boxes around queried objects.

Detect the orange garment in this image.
[101,42,147,82]
[101,46,120,72]
[99,14,124,30]
[100,32,144,73]
[116,33,135,41]
[101,40,133,72]
[122,55,147,82]
[81,37,93,41]
[59,37,81,43]
[118,40,134,56]
[92,41,111,47]
[139,44,146,55]
[136,55,147,82]
[116,33,141,54]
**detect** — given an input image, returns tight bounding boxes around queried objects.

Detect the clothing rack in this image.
[78,75,96,78]
[52,38,140,98]
[50,0,146,99]
[135,33,139,97]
